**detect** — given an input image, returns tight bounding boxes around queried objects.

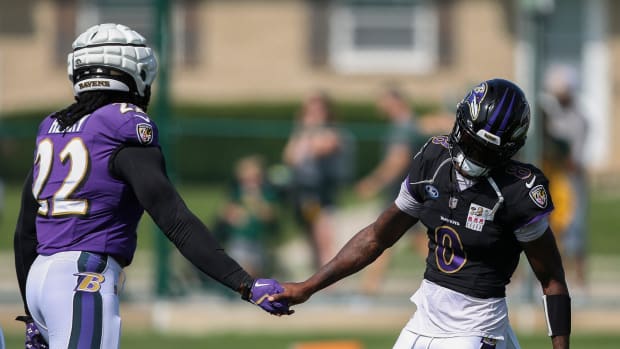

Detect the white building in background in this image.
[0,0,618,175]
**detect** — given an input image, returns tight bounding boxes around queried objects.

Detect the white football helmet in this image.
[67,23,158,97]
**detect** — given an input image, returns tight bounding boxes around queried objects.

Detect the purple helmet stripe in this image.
[496,93,517,137]
[484,89,509,131]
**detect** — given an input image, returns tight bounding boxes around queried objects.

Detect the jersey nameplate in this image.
[48,114,90,134]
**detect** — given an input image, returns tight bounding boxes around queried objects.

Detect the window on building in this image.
[55,0,200,67]
[0,0,36,35]
[327,0,439,74]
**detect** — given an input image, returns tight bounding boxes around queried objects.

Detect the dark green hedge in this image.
[0,101,439,183]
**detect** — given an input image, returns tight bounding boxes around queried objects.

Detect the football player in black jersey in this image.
[272,79,570,349]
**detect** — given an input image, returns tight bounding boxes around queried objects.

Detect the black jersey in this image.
[403,136,554,298]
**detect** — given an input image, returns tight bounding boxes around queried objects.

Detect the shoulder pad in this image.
[414,135,451,162]
[95,103,159,146]
[428,135,451,149]
[502,161,552,210]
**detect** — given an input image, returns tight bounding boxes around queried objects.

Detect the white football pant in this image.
[26,251,125,349]
[392,326,521,349]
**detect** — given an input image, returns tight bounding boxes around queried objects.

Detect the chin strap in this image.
[138,85,151,112]
[450,147,490,178]
[486,176,504,218]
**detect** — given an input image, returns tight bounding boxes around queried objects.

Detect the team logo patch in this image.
[74,272,105,293]
[466,203,494,232]
[529,184,548,208]
[425,185,439,199]
[464,82,488,120]
[136,123,154,144]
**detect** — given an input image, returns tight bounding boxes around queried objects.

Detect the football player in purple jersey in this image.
[272,79,570,349]
[14,23,288,349]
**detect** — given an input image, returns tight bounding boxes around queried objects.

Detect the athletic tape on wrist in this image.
[542,294,571,336]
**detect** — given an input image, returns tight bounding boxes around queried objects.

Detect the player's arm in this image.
[521,227,570,349]
[13,168,40,315]
[110,146,254,293]
[271,204,418,306]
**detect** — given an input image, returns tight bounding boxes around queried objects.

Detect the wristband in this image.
[542,294,571,336]
[239,279,254,301]
[16,315,33,323]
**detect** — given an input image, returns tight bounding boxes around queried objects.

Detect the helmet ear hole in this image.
[140,70,147,81]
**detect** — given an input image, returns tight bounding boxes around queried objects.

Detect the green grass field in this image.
[3,330,620,349]
[2,182,619,254]
[2,183,619,348]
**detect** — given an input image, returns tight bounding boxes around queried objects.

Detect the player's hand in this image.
[246,278,292,316]
[268,282,313,309]
[16,315,49,349]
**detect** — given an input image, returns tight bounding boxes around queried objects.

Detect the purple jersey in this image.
[32,103,159,265]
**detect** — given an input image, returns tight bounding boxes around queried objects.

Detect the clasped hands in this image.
[244,279,310,316]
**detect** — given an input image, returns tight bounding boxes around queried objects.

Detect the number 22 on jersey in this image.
[32,137,89,216]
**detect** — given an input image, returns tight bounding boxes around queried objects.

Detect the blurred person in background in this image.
[540,64,589,295]
[355,86,425,295]
[13,23,287,349]
[273,79,571,349]
[283,92,352,269]
[214,155,279,276]
[356,86,424,200]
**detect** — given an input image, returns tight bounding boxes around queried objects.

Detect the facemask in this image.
[453,151,489,178]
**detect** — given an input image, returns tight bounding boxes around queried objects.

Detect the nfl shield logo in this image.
[136,123,154,144]
[449,196,458,209]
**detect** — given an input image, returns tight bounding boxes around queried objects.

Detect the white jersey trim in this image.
[514,215,549,242]
[405,279,509,340]
[394,180,423,218]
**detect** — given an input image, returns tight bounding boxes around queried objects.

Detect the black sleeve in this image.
[110,146,253,292]
[14,169,40,315]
